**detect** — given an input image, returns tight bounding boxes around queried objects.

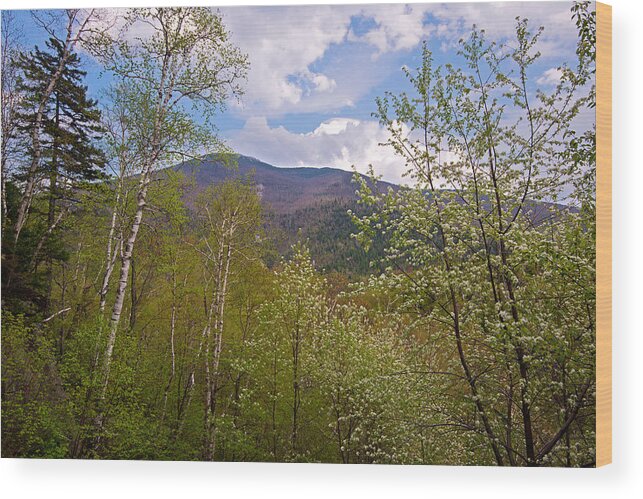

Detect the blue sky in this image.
[7,2,587,183]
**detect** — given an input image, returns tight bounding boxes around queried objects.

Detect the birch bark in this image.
[86,6,247,442]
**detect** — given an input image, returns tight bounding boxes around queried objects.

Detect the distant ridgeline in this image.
[172,154,392,276]
[170,154,574,277]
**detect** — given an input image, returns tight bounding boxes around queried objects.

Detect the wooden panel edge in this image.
[596,1,612,468]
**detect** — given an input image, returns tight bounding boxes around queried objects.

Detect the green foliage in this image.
[1,312,68,457]
[273,199,388,276]
[2,34,106,317]
[351,11,596,467]
[15,36,106,185]
[1,4,597,467]
[86,7,248,166]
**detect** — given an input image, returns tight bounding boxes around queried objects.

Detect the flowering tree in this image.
[352,14,596,466]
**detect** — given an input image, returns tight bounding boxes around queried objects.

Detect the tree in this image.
[2,10,106,317]
[353,13,596,466]
[95,83,139,314]
[193,178,263,460]
[0,3,598,466]
[1,312,68,457]
[84,7,248,435]
[14,36,106,299]
[310,300,422,464]
[12,9,101,245]
[254,244,327,460]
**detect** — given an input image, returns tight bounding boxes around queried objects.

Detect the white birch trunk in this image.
[98,182,124,313]
[160,268,178,425]
[99,173,151,399]
[94,27,174,433]
[203,215,236,460]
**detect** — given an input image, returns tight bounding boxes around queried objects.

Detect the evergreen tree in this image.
[15,36,105,252]
[3,36,106,314]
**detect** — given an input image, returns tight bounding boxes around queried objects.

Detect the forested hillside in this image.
[1,4,597,466]
[172,154,393,275]
[172,154,572,276]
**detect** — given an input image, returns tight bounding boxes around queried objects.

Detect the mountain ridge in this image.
[169,153,575,275]
[173,154,396,215]
[170,153,390,274]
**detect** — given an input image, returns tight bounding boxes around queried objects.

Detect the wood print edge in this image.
[596,1,612,468]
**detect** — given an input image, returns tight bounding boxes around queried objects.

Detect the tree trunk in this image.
[291,304,301,457]
[94,17,173,435]
[43,93,61,312]
[94,172,153,435]
[204,223,233,460]
[98,181,123,313]
[160,267,177,426]
[129,257,138,330]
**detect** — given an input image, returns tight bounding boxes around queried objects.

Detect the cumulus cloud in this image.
[217,2,578,116]
[429,1,577,51]
[537,67,564,86]
[79,4,583,177]
[226,117,411,185]
[346,2,577,58]
[220,5,354,113]
[348,4,434,56]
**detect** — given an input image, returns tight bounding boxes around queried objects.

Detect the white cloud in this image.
[309,73,337,93]
[76,4,584,172]
[217,2,579,116]
[537,67,564,86]
[226,117,410,185]
[347,2,577,58]
[312,118,360,136]
[348,4,434,56]
[219,5,353,113]
[429,2,578,56]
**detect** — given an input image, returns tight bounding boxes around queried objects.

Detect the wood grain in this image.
[596,1,612,468]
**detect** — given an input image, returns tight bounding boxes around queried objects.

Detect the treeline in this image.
[2,4,597,466]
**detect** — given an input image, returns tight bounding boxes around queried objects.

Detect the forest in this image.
[1,4,597,466]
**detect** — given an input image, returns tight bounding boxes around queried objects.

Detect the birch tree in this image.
[96,83,144,314]
[194,178,262,460]
[85,7,248,434]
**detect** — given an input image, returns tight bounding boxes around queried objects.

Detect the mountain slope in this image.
[173,154,390,275]
[174,154,395,214]
[171,154,575,276]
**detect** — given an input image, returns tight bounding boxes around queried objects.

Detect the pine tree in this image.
[16,36,105,241]
[10,36,105,310]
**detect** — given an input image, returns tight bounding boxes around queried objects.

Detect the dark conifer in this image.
[5,37,106,313]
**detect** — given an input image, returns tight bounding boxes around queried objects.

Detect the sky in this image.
[7,2,588,184]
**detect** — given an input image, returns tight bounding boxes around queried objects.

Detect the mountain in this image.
[173,154,391,275]
[171,154,576,276]
[174,154,395,213]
